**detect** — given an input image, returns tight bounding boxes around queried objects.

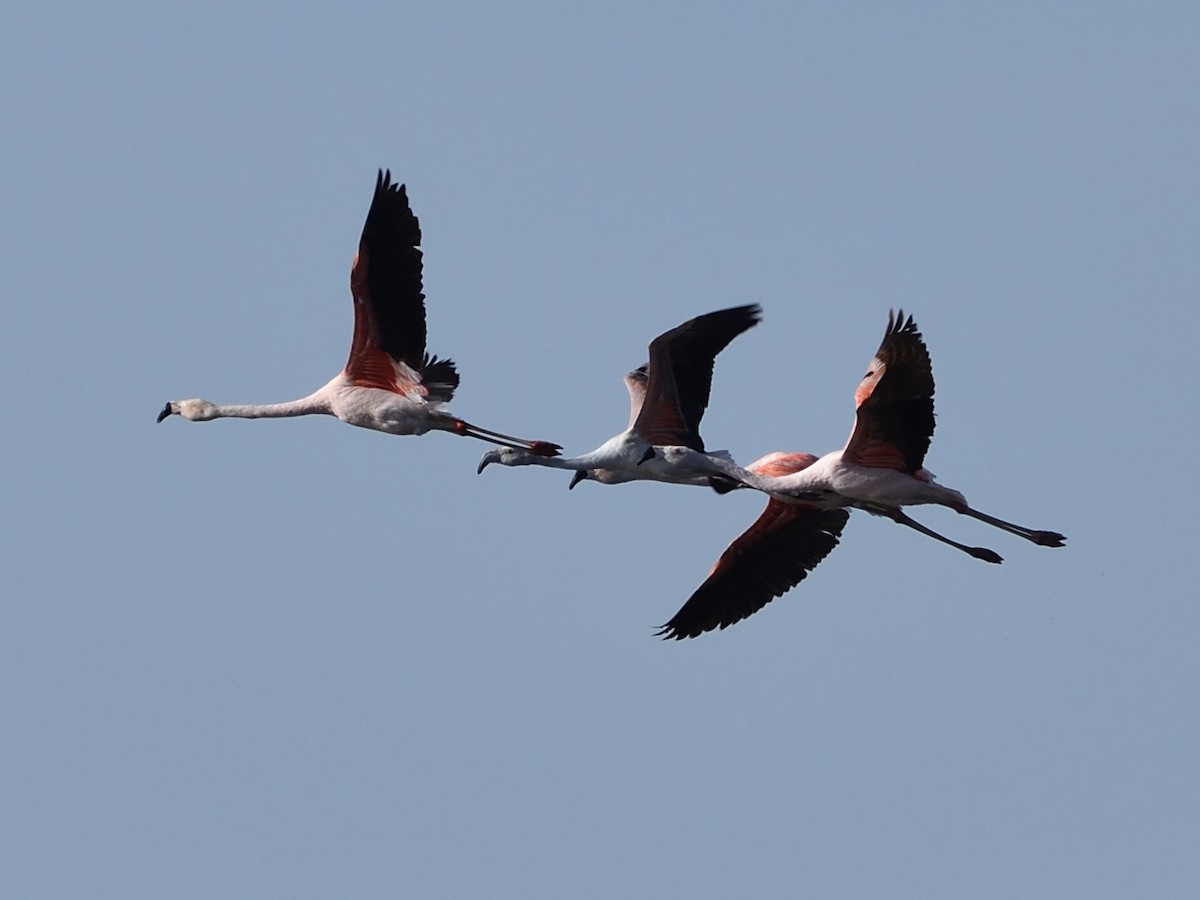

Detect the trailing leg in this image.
[957,507,1066,548]
[888,509,1004,564]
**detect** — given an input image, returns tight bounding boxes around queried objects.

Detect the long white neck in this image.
[189,394,332,421]
[506,450,597,471]
[221,399,330,419]
[481,433,644,475]
[480,446,615,475]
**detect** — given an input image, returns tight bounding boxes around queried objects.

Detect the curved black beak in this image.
[637,447,656,466]
[568,470,587,490]
[477,450,500,474]
[156,403,173,424]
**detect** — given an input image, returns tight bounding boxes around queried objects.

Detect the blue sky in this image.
[3,2,1197,897]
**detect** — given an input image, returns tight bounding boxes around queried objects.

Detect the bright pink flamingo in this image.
[158,170,560,455]
[658,310,1065,639]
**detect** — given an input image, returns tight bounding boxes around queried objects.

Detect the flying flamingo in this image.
[157,170,560,456]
[657,310,1066,638]
[476,304,761,488]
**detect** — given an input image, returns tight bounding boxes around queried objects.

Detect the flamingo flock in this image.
[160,171,1066,639]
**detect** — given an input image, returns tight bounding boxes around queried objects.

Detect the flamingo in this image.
[657,310,1066,639]
[157,170,560,456]
[476,304,761,488]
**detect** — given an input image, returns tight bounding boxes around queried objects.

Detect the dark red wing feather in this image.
[657,502,850,639]
[623,366,649,430]
[843,309,935,473]
[346,171,459,400]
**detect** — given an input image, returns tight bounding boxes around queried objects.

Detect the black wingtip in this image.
[421,354,460,403]
[374,168,407,201]
[655,620,705,641]
[887,308,920,338]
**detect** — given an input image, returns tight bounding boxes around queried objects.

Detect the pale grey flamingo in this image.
[477,304,760,488]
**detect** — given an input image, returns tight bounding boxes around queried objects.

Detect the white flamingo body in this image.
[584,448,738,486]
[158,170,559,455]
[477,304,761,488]
[735,451,967,511]
[324,375,461,435]
[166,376,429,433]
[658,311,1065,640]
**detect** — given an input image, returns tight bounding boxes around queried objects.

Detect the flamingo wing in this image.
[843,309,935,473]
[623,365,649,431]
[346,170,459,401]
[634,304,761,449]
[657,501,850,639]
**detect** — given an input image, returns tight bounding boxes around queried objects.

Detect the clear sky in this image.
[3,2,1197,897]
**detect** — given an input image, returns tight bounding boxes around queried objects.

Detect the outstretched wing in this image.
[633,304,761,449]
[843,309,934,473]
[657,501,850,640]
[346,170,458,401]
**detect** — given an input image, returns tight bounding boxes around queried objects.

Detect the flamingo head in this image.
[157,399,218,422]
[477,446,534,473]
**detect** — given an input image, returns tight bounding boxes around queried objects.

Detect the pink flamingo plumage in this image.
[658,310,1065,639]
[158,170,559,455]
